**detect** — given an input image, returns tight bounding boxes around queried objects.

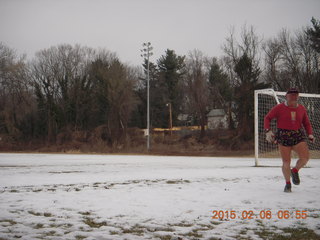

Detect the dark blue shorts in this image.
[275,128,306,147]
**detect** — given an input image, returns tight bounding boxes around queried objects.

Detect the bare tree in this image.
[89,52,138,147]
[222,25,267,141]
[30,44,96,142]
[0,43,31,139]
[295,28,320,92]
[262,28,320,93]
[184,49,209,139]
[262,38,282,89]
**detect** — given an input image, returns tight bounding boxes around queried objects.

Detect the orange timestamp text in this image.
[211,210,308,220]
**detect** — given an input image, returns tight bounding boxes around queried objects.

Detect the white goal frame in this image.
[254,88,320,166]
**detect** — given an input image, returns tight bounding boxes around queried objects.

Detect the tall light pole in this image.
[141,42,153,151]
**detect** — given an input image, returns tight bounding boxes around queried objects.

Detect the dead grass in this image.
[75,235,87,240]
[166,179,190,184]
[0,129,255,157]
[182,229,203,238]
[34,223,44,229]
[83,218,107,228]
[121,224,145,236]
[154,234,173,240]
[0,219,17,226]
[28,210,42,216]
[252,225,320,240]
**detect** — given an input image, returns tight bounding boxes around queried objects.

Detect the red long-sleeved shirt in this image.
[264,103,313,135]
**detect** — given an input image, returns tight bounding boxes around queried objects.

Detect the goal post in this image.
[254,89,320,166]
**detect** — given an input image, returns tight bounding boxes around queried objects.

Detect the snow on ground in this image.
[0,153,319,240]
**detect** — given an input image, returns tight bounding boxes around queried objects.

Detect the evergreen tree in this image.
[157,49,186,127]
[306,17,320,53]
[234,53,268,140]
[208,60,232,108]
[208,59,233,129]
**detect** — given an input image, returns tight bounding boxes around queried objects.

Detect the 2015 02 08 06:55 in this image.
[211,210,308,220]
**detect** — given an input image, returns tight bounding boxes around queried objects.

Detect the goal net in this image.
[254,89,320,166]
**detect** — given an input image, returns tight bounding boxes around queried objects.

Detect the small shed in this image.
[207,109,228,129]
[177,114,192,126]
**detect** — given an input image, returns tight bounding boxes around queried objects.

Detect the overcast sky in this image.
[1,0,319,65]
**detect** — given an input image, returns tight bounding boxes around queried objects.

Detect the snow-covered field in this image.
[0,153,319,240]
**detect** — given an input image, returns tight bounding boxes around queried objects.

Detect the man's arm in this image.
[264,105,279,131]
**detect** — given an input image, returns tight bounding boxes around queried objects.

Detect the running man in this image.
[264,88,315,192]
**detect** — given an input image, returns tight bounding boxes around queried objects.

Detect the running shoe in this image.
[291,169,300,185]
[284,183,292,193]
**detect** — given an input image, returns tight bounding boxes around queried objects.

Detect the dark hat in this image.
[286,88,299,94]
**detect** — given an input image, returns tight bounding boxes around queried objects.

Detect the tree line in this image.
[0,19,319,149]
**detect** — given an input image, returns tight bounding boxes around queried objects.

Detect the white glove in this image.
[266,130,275,143]
[308,134,315,143]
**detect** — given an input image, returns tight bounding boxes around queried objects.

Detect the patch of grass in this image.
[0,219,17,225]
[150,179,164,183]
[47,188,56,192]
[235,228,255,240]
[147,226,175,232]
[43,230,56,237]
[166,179,190,184]
[198,223,216,230]
[194,226,214,232]
[43,212,53,217]
[166,180,178,184]
[65,223,73,228]
[49,171,83,174]
[34,223,44,229]
[183,229,203,238]
[308,212,320,219]
[110,230,120,235]
[9,189,19,193]
[119,182,130,185]
[75,235,87,240]
[32,189,42,192]
[156,227,175,232]
[93,182,101,187]
[79,211,92,216]
[121,224,145,236]
[210,221,222,225]
[255,219,265,227]
[254,226,320,240]
[279,227,320,240]
[255,228,279,239]
[49,223,73,228]
[28,210,42,216]
[168,222,193,227]
[239,227,250,235]
[154,234,172,240]
[9,210,22,214]
[83,218,107,228]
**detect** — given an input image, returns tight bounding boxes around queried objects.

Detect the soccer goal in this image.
[254,88,320,166]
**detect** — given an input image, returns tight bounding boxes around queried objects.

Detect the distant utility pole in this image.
[166,103,173,135]
[141,42,153,151]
